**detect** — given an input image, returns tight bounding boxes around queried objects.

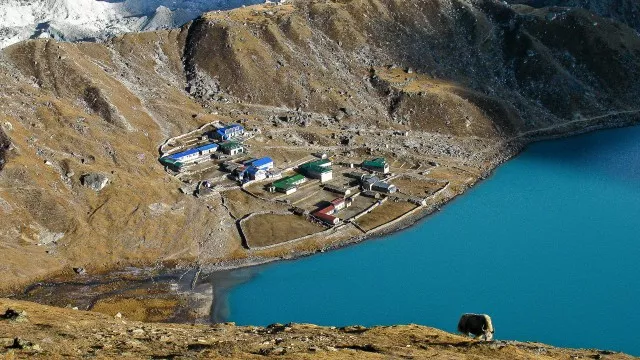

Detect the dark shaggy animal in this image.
[457,313,494,341]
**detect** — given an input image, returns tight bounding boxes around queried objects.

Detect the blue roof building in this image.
[166,148,200,162]
[238,166,267,182]
[196,143,219,153]
[211,124,244,141]
[163,143,218,164]
[245,157,274,170]
[247,166,264,178]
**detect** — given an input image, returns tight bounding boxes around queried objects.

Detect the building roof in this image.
[247,157,273,168]
[216,124,244,136]
[246,166,264,176]
[302,165,331,174]
[273,174,306,190]
[362,157,387,168]
[330,198,345,207]
[372,181,397,191]
[220,141,243,151]
[316,204,335,215]
[305,159,331,167]
[166,143,218,160]
[166,147,199,160]
[197,143,219,152]
[160,157,183,167]
[313,211,338,224]
[324,184,347,191]
[362,175,380,184]
[345,171,367,179]
[299,159,332,174]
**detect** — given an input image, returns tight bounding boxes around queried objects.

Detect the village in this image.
[159,121,456,250]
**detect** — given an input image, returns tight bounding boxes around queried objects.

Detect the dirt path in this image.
[517,109,640,139]
[481,109,640,157]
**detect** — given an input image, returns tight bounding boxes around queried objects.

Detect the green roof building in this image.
[298,159,333,182]
[272,174,307,194]
[220,141,244,156]
[362,157,389,174]
[159,157,184,171]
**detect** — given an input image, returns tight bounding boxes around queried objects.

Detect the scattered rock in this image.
[9,338,40,351]
[130,328,145,336]
[73,267,86,275]
[266,323,287,333]
[340,107,355,117]
[187,343,213,351]
[341,325,368,333]
[80,173,110,191]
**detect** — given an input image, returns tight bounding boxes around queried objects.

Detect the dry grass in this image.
[223,189,286,218]
[91,297,181,323]
[393,176,447,198]
[242,213,323,248]
[3,297,634,359]
[374,67,455,94]
[356,200,417,232]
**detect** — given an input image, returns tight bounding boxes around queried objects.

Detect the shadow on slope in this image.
[182,0,640,138]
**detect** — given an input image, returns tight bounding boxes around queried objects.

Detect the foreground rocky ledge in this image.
[0,299,634,359]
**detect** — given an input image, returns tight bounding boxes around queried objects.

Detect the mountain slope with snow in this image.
[0,0,263,48]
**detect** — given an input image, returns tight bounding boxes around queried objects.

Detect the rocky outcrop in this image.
[0,298,636,359]
[80,173,110,192]
[0,126,9,172]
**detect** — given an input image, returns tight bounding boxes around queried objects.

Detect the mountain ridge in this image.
[0,0,264,48]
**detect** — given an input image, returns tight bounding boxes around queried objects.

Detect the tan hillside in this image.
[0,298,637,359]
[0,0,639,295]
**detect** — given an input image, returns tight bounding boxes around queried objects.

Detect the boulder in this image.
[80,173,109,191]
[10,338,41,351]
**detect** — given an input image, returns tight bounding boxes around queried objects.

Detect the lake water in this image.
[216,125,640,355]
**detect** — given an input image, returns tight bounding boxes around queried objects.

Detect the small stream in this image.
[14,266,262,324]
[15,268,209,323]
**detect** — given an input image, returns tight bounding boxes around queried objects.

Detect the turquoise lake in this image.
[215,125,640,355]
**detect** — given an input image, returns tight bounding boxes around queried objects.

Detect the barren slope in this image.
[0,298,637,359]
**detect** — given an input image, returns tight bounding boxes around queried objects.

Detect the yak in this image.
[457,313,494,341]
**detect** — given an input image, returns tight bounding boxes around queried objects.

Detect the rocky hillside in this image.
[1,0,639,293]
[505,0,640,32]
[0,298,636,359]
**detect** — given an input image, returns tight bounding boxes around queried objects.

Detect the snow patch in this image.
[0,0,264,48]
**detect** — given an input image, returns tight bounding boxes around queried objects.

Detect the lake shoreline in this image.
[5,115,640,316]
